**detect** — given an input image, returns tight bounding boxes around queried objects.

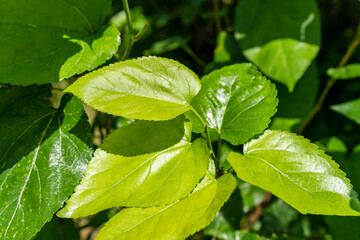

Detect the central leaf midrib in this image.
[87,85,189,108]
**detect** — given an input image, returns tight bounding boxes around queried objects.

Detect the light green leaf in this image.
[0,0,120,85]
[57,138,209,218]
[235,0,321,92]
[327,64,360,80]
[95,173,236,240]
[100,115,185,156]
[227,130,360,216]
[0,94,92,239]
[65,57,201,120]
[331,98,360,124]
[187,63,277,145]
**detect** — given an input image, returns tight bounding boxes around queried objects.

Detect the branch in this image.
[297,35,360,134]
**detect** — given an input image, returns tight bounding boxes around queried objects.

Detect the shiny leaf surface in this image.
[331,98,360,124]
[57,138,209,218]
[188,63,277,145]
[0,0,120,85]
[65,57,201,120]
[235,0,321,91]
[0,94,92,239]
[228,130,360,215]
[95,173,236,240]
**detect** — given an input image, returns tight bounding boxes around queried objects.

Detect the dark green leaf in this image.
[100,115,185,156]
[0,94,92,239]
[235,0,321,91]
[188,63,277,145]
[0,0,120,85]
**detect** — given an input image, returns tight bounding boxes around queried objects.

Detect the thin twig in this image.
[297,35,360,134]
[244,192,272,230]
[213,0,221,33]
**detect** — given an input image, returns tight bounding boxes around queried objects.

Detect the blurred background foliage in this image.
[34,0,360,239]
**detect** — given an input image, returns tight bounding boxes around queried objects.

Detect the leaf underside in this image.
[228,130,360,216]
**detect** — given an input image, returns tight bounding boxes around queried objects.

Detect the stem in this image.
[191,107,218,166]
[213,0,221,33]
[122,0,134,60]
[181,45,206,67]
[217,134,221,162]
[297,35,360,134]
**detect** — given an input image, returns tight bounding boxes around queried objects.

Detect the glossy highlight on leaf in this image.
[0,94,92,240]
[0,0,120,85]
[228,130,360,216]
[95,173,236,240]
[57,138,210,218]
[188,63,278,145]
[65,57,201,120]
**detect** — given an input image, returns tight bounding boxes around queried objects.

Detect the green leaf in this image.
[331,98,360,124]
[0,0,120,85]
[65,57,201,120]
[327,64,360,80]
[227,130,360,216]
[100,115,185,156]
[57,138,210,218]
[187,63,278,145]
[0,94,92,239]
[95,173,236,240]
[235,0,321,92]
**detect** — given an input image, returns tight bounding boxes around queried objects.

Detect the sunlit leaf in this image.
[0,0,120,85]
[95,173,236,240]
[57,138,209,218]
[65,57,201,120]
[228,130,360,215]
[187,63,277,145]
